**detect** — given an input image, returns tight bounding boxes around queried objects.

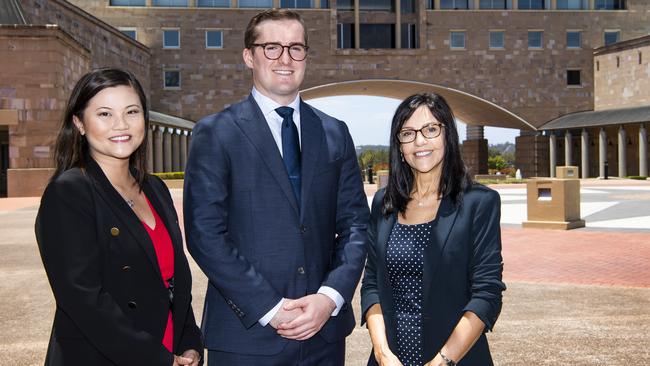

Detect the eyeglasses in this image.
[251,42,309,61]
[397,123,444,144]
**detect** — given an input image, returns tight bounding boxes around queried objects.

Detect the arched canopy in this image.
[301,79,536,131]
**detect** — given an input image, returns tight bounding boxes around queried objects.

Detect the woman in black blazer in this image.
[36,68,203,366]
[361,93,506,366]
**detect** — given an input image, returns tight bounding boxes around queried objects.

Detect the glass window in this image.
[110,0,146,5]
[360,24,395,49]
[360,0,393,11]
[153,0,188,6]
[401,0,416,13]
[119,28,137,40]
[163,29,180,48]
[337,0,353,10]
[427,0,434,9]
[197,0,230,6]
[567,70,581,86]
[489,31,504,48]
[518,0,544,9]
[528,31,543,48]
[337,23,354,48]
[164,70,181,89]
[566,31,581,48]
[595,0,625,9]
[401,23,418,49]
[441,0,469,9]
[480,0,506,9]
[557,0,588,9]
[450,31,466,49]
[239,0,273,7]
[320,0,329,8]
[281,0,313,8]
[206,30,223,49]
[604,30,620,45]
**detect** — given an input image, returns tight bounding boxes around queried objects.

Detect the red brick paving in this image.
[502,227,650,288]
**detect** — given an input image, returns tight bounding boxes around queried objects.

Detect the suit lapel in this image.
[377,212,397,265]
[298,101,324,217]
[85,160,162,280]
[423,196,460,299]
[235,95,300,215]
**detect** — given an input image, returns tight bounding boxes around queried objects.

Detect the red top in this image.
[142,196,175,353]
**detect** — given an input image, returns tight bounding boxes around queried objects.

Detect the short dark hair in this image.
[244,9,308,49]
[382,92,473,216]
[53,68,149,189]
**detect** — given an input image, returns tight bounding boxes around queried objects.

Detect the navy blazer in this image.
[361,186,506,366]
[184,95,369,355]
[35,159,203,366]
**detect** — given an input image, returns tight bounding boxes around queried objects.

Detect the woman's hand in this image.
[374,348,404,366]
[173,349,201,366]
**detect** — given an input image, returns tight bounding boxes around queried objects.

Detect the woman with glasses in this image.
[35,68,203,366]
[360,92,505,366]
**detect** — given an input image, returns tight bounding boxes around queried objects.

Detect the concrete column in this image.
[273,0,280,7]
[599,128,607,178]
[163,127,172,173]
[354,0,360,49]
[147,125,153,173]
[314,0,321,7]
[466,125,484,140]
[180,130,188,171]
[581,128,589,179]
[564,129,573,166]
[188,0,197,7]
[434,0,441,10]
[589,0,595,10]
[395,0,401,49]
[154,125,163,173]
[640,123,648,177]
[463,125,487,176]
[618,125,627,177]
[550,0,557,10]
[171,129,180,172]
[145,0,152,6]
[549,133,557,178]
[512,0,518,10]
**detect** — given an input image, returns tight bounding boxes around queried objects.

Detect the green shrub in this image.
[627,176,648,180]
[152,172,185,180]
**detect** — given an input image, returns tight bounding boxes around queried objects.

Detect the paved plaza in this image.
[1,179,649,365]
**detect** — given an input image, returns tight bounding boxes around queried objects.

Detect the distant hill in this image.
[490,142,515,154]
[356,145,389,156]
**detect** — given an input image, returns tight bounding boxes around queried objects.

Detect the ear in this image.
[72,115,85,136]
[243,48,254,70]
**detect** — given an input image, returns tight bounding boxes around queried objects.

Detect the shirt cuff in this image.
[318,286,345,316]
[259,298,284,326]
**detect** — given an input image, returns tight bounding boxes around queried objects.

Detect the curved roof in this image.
[539,105,650,130]
[301,79,535,130]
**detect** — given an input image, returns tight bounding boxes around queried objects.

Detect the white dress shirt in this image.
[251,87,345,326]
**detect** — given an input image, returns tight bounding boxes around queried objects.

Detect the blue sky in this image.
[308,95,520,146]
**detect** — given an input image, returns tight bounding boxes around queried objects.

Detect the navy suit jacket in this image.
[184,95,369,355]
[361,186,506,366]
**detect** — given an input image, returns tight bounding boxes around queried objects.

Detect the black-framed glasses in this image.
[397,123,444,144]
[251,42,309,61]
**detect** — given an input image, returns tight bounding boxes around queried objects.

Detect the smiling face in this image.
[242,19,307,105]
[73,85,145,165]
[400,105,446,177]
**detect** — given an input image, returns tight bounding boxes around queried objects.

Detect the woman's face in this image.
[399,105,446,176]
[74,85,145,164]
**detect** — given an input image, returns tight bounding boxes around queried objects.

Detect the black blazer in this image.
[35,159,203,366]
[360,185,506,366]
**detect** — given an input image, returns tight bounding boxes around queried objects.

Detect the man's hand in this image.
[173,349,200,366]
[276,294,336,340]
[269,299,304,329]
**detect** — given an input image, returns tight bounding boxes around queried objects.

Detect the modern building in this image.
[1,0,648,196]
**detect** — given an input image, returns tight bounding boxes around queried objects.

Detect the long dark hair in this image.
[382,92,473,216]
[52,68,149,188]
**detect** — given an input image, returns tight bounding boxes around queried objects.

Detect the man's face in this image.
[243,19,307,105]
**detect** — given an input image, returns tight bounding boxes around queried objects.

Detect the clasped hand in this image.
[172,349,200,366]
[269,294,336,341]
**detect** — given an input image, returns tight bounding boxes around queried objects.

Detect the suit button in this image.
[110,227,120,236]
[122,265,131,271]
[297,266,305,275]
[127,301,137,309]
[300,225,306,234]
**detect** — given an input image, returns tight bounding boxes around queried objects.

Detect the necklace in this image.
[412,183,436,207]
[124,198,135,209]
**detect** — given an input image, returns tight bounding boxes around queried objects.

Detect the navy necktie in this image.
[276,106,301,203]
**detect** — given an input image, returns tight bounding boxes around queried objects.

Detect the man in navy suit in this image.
[184,9,369,366]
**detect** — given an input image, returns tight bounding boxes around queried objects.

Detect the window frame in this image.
[163,28,181,49]
[196,0,231,6]
[152,0,189,6]
[603,29,620,46]
[489,30,505,49]
[450,30,466,50]
[163,69,181,90]
[109,0,146,6]
[566,69,582,87]
[527,30,543,49]
[566,30,582,49]
[280,0,315,8]
[205,29,224,49]
[118,27,137,41]
[238,0,274,7]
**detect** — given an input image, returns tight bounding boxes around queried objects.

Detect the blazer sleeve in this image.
[319,123,370,305]
[35,174,173,366]
[360,191,383,326]
[462,188,507,331]
[184,116,282,329]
